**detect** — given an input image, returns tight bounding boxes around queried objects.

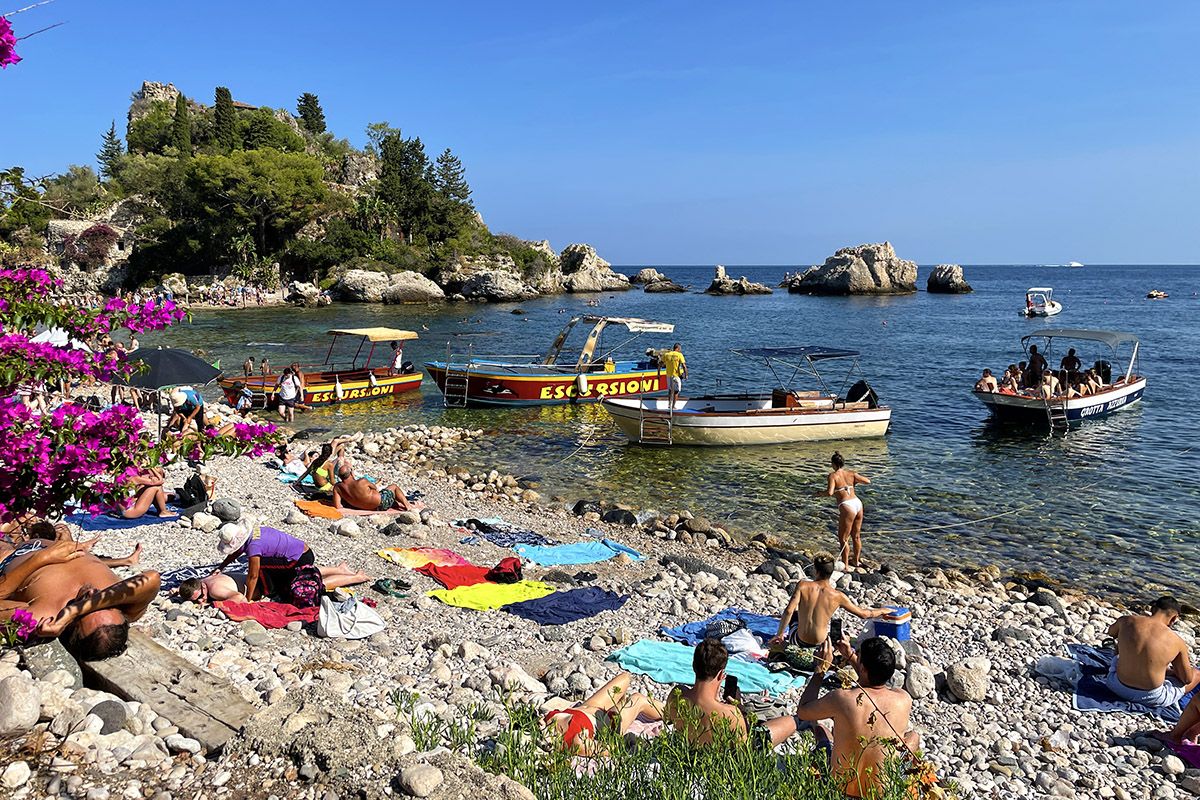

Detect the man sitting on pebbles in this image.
[1106,596,1200,710]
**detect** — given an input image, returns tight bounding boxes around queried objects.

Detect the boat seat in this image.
[771,389,823,408]
[836,401,871,410]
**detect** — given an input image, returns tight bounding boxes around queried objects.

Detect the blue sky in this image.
[3,0,1197,264]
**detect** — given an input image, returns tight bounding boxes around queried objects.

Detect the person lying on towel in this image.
[332,475,410,513]
[211,523,368,602]
[542,671,663,756]
[1107,596,1200,709]
[176,571,247,606]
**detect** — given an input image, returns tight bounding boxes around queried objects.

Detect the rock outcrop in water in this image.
[558,244,631,293]
[334,269,391,303]
[926,264,973,294]
[705,265,773,295]
[785,242,917,295]
[630,268,666,285]
[383,271,446,303]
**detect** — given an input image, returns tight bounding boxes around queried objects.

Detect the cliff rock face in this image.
[382,271,446,304]
[44,196,146,294]
[338,152,377,188]
[559,244,630,293]
[926,264,973,294]
[785,242,917,295]
[335,269,391,302]
[705,265,773,295]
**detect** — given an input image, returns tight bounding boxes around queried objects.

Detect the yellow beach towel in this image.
[428,580,555,611]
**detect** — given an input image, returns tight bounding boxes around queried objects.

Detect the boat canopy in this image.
[327,327,419,342]
[581,316,675,333]
[732,346,859,361]
[1022,329,1138,349]
[1027,287,1054,294]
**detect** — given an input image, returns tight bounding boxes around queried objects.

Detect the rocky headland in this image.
[784,242,918,295]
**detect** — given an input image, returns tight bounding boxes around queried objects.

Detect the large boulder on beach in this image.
[926,264,973,294]
[160,273,187,297]
[335,269,391,302]
[460,270,539,303]
[382,271,445,304]
[945,656,991,702]
[785,242,917,295]
[705,265,773,295]
[287,281,320,307]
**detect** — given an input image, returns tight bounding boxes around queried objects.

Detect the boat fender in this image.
[334,376,344,402]
[576,373,588,396]
[368,372,378,388]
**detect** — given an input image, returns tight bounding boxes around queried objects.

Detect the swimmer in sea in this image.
[813,452,870,572]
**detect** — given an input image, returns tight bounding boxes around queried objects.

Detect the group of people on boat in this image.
[975,345,1115,400]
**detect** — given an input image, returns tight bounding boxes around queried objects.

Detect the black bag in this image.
[175,474,208,509]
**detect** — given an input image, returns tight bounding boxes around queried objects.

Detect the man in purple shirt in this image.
[212,525,368,602]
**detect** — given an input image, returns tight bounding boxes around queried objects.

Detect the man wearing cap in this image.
[211,523,368,602]
[167,386,210,434]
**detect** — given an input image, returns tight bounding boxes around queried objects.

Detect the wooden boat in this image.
[972,329,1146,429]
[219,327,421,408]
[424,316,675,407]
[601,346,891,446]
[1020,287,1062,317]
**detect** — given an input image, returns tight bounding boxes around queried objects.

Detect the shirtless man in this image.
[1027,345,1048,383]
[796,637,920,798]
[332,476,410,512]
[770,552,889,653]
[1060,348,1082,377]
[667,637,797,749]
[1106,596,1200,709]
[0,537,159,660]
[176,572,247,606]
[974,369,998,393]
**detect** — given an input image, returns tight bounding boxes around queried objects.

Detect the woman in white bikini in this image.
[814,452,870,572]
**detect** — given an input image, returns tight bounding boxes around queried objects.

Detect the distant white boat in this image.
[1020,287,1062,318]
[1042,261,1084,268]
[1068,261,1084,268]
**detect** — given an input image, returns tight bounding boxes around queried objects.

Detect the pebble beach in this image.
[0,400,1194,800]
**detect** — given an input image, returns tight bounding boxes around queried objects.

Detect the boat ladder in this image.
[1046,400,1069,431]
[442,343,472,408]
[638,402,673,445]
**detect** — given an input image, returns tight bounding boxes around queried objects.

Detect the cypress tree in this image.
[434,148,472,207]
[214,86,235,151]
[296,92,326,134]
[96,121,124,180]
[172,93,192,159]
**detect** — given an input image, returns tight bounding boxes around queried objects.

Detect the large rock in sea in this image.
[926,264,973,294]
[630,268,666,285]
[335,269,391,303]
[644,278,687,293]
[383,271,445,304]
[559,244,631,293]
[286,281,320,307]
[786,242,917,295]
[460,271,539,303]
[705,265,773,296]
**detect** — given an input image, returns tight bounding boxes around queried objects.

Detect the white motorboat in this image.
[1020,287,1062,317]
[973,329,1146,429]
[600,346,891,446]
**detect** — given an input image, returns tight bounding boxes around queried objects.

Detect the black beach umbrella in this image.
[119,346,222,390]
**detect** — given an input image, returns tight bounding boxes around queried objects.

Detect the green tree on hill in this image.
[296,92,326,135]
[241,107,306,152]
[431,148,472,207]
[213,86,236,152]
[126,101,174,154]
[377,133,434,243]
[172,93,191,158]
[96,121,124,181]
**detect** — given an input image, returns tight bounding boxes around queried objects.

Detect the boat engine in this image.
[846,380,879,408]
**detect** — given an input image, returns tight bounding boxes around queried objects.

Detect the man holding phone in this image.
[667,638,800,749]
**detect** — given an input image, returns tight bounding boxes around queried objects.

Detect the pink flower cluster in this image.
[90,297,186,335]
[0,17,19,70]
[0,334,122,389]
[11,609,37,640]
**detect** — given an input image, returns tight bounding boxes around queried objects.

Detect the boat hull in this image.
[219,368,422,408]
[601,395,892,446]
[1020,302,1062,317]
[972,377,1145,425]
[424,361,668,407]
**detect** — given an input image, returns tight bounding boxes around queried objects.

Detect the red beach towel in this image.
[415,563,492,590]
[214,600,320,628]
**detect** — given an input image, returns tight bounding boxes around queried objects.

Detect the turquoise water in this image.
[144,265,1200,598]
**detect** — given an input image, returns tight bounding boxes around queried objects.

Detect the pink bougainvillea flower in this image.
[0,17,20,69]
[11,608,37,639]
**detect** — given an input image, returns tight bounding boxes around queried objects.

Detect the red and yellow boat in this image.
[219,327,422,408]
[424,316,675,407]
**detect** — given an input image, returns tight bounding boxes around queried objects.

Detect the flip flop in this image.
[372,578,409,598]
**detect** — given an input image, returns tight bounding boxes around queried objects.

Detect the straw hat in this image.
[169,388,187,408]
[216,520,251,555]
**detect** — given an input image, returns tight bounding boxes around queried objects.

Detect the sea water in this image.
[145,264,1199,598]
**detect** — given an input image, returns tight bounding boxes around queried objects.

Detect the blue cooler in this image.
[875,607,911,641]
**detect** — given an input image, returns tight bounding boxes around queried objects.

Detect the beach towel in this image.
[415,563,492,590]
[1168,740,1200,770]
[503,587,627,625]
[609,640,807,695]
[294,496,423,519]
[158,560,245,593]
[377,547,471,569]
[1067,644,1196,722]
[452,518,554,548]
[214,600,319,628]
[428,580,555,611]
[661,608,781,647]
[513,539,644,566]
[65,506,183,531]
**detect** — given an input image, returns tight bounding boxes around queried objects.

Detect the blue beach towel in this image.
[514,539,644,566]
[609,640,806,696]
[504,587,628,625]
[66,506,183,531]
[661,608,781,646]
[1067,644,1196,723]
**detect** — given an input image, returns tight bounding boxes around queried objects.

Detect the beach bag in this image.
[289,564,325,608]
[486,557,523,584]
[317,596,386,639]
[176,474,209,509]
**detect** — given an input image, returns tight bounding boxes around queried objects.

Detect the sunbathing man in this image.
[769,552,890,668]
[666,637,798,749]
[796,637,920,798]
[176,572,247,606]
[543,671,663,756]
[332,475,410,512]
[0,536,159,660]
[1105,596,1200,710]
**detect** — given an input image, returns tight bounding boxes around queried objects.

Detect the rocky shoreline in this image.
[0,404,1191,800]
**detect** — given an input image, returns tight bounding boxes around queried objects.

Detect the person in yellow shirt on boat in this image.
[658,343,688,409]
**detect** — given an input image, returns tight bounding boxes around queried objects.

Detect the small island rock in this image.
[630,268,666,285]
[705,265,773,296]
[785,242,917,295]
[926,264,973,293]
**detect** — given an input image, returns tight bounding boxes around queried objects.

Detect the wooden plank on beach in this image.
[77,630,257,753]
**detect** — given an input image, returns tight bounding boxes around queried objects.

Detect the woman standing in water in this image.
[814,452,870,572]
